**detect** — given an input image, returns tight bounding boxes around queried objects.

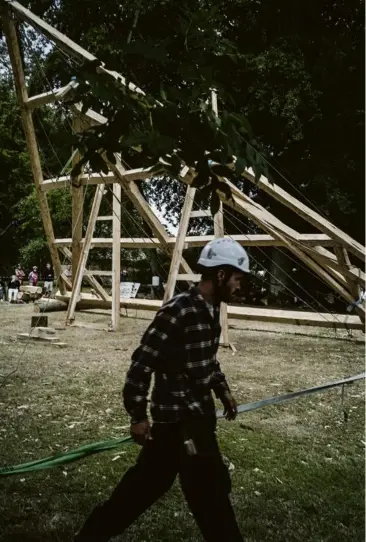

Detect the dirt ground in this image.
[0,303,364,541]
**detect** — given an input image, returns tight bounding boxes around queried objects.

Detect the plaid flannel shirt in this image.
[123,287,230,424]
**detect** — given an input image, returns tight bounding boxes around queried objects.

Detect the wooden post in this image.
[66,185,105,323]
[1,7,64,293]
[334,247,364,323]
[164,185,196,302]
[71,116,84,283]
[211,90,230,347]
[112,182,121,330]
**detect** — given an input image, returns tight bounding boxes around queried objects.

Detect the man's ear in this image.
[216,269,226,284]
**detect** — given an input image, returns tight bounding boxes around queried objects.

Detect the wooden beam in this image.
[242,167,365,263]
[334,247,364,322]
[26,80,78,109]
[1,6,65,294]
[53,233,337,249]
[304,245,365,287]
[112,182,121,331]
[84,270,113,276]
[214,200,230,346]
[176,274,201,281]
[59,247,110,302]
[96,216,113,221]
[164,185,196,302]
[55,292,364,331]
[41,168,155,191]
[71,116,84,284]
[190,210,210,218]
[66,184,105,323]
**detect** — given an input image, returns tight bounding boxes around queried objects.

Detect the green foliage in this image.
[0,0,364,276]
[69,57,269,204]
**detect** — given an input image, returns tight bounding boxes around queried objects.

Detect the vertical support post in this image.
[211,90,230,347]
[164,185,196,302]
[2,7,65,293]
[334,247,364,323]
[66,184,105,323]
[71,116,84,283]
[112,182,121,330]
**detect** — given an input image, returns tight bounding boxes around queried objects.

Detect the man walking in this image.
[75,239,250,542]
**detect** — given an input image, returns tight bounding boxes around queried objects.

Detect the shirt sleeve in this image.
[123,305,181,423]
[211,359,230,399]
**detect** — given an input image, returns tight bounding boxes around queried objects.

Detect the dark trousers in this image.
[75,420,244,541]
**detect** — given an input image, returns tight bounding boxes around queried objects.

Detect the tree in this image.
[1,0,363,298]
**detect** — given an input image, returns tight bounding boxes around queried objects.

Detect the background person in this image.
[43,263,54,297]
[28,266,38,286]
[8,275,20,303]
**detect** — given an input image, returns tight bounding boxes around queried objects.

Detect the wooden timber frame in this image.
[1,0,365,334]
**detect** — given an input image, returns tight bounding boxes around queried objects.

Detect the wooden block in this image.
[35,327,56,339]
[17,333,59,343]
[31,315,48,328]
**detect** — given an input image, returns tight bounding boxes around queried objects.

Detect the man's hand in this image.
[130,419,152,446]
[221,391,238,420]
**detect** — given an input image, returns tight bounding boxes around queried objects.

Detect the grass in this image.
[0,304,364,541]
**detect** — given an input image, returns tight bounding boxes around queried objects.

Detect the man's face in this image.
[216,270,246,303]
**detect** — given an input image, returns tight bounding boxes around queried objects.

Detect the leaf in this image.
[210,190,221,216]
[211,164,231,177]
[216,181,233,201]
[106,150,116,164]
[235,156,247,175]
[89,152,109,174]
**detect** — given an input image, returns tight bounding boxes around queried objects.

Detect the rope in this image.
[1,372,363,476]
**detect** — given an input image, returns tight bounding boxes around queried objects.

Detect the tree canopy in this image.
[0,0,363,293]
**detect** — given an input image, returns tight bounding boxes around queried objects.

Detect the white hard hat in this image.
[198,238,250,273]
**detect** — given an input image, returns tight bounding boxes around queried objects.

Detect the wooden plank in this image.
[26,80,78,109]
[112,182,121,330]
[212,89,229,347]
[84,270,113,276]
[96,215,113,221]
[53,233,337,249]
[1,7,65,294]
[55,292,364,331]
[164,185,196,301]
[334,247,363,322]
[241,167,365,263]
[66,185,105,323]
[190,210,210,218]
[60,247,110,302]
[176,274,201,281]
[214,199,229,346]
[305,245,365,287]
[71,116,84,283]
[41,168,155,191]
[42,172,114,190]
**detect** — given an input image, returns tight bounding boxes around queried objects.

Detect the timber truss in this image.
[1,0,365,339]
